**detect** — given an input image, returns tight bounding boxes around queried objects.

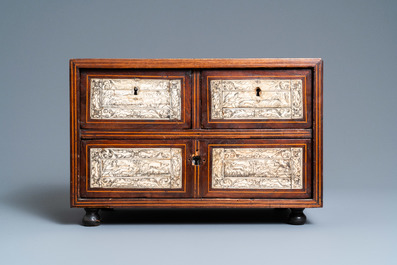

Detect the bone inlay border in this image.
[90,148,183,189]
[90,78,182,120]
[211,79,303,120]
[211,147,303,189]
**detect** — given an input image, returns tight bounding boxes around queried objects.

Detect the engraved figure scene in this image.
[90,148,183,189]
[90,78,182,120]
[212,147,303,189]
[210,79,303,119]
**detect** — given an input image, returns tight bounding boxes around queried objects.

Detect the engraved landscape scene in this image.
[90,148,183,189]
[211,79,303,120]
[212,147,303,189]
[90,78,182,120]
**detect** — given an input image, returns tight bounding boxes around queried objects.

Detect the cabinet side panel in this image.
[70,60,80,207]
[312,60,323,207]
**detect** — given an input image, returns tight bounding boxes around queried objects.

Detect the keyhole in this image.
[133,87,139,95]
[256,87,261,97]
[192,156,200,166]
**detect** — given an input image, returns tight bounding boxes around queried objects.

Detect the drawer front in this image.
[80,140,193,198]
[90,78,182,120]
[199,139,311,198]
[80,70,191,129]
[201,70,312,129]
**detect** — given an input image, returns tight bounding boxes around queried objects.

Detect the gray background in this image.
[0,0,396,264]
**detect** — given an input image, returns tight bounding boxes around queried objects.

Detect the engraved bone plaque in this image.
[90,78,182,120]
[90,148,183,189]
[211,147,303,189]
[211,79,303,119]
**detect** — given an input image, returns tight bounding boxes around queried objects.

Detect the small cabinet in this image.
[199,139,312,198]
[201,70,312,129]
[70,58,323,226]
[80,69,192,129]
[80,140,194,198]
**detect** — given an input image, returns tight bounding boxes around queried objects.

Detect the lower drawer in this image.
[199,139,312,199]
[80,140,194,198]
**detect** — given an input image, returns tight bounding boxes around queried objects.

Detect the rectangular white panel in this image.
[211,147,303,189]
[211,79,303,119]
[90,148,183,189]
[90,78,182,120]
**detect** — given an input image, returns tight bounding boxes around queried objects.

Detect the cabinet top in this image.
[70,58,323,69]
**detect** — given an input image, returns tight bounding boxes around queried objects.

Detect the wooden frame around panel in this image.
[199,139,312,199]
[80,69,192,130]
[201,69,312,129]
[70,58,323,208]
[80,140,194,198]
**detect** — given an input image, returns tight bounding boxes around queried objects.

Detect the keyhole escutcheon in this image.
[256,87,261,97]
[133,87,139,95]
[192,156,200,166]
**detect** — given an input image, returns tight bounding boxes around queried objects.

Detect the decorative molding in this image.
[90,78,181,120]
[211,147,303,189]
[211,79,303,120]
[90,148,183,189]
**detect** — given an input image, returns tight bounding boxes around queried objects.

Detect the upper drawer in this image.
[201,70,312,129]
[80,70,192,129]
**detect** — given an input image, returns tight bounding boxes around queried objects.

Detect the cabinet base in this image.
[80,208,308,226]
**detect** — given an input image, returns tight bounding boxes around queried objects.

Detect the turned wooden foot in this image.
[288,208,306,225]
[82,208,101,226]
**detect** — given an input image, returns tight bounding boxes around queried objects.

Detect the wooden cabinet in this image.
[70,58,323,226]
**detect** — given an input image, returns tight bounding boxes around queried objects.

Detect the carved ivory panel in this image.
[211,147,303,189]
[90,78,182,120]
[90,148,183,189]
[210,79,303,119]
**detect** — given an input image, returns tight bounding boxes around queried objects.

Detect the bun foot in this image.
[82,208,101,226]
[288,208,306,225]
